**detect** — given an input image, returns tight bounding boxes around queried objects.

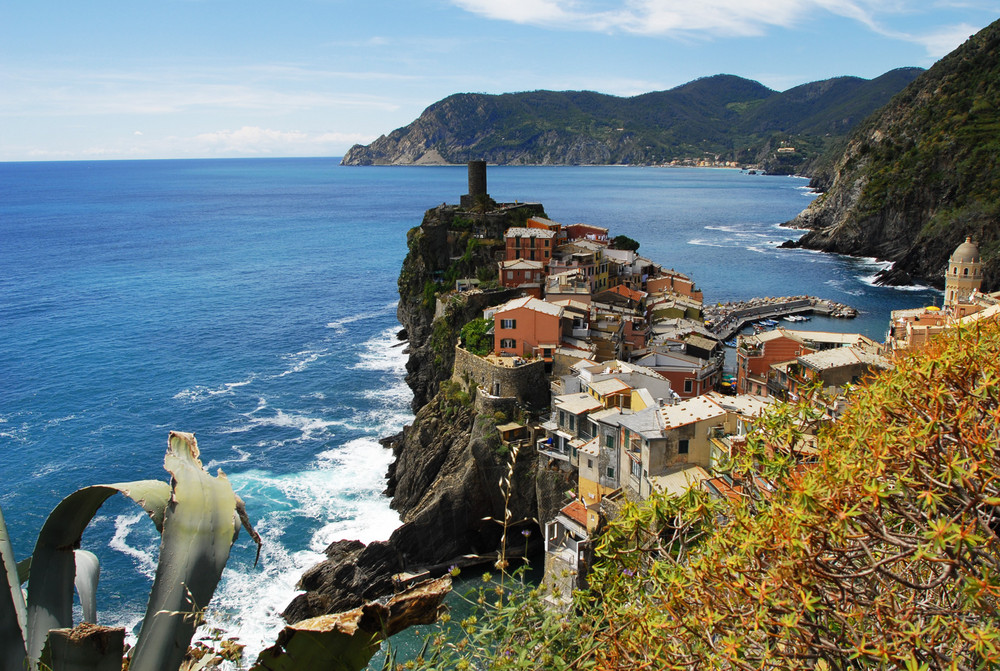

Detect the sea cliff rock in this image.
[784,19,1000,290]
[284,198,554,622]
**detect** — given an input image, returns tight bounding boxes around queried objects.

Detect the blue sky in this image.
[2,1,997,161]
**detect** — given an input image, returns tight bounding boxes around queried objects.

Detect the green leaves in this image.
[128,431,246,671]
[0,504,28,670]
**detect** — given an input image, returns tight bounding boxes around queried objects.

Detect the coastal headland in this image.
[281,164,877,622]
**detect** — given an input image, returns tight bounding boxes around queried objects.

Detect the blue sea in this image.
[0,159,939,659]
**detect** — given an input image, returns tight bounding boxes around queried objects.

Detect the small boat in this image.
[724,339,737,348]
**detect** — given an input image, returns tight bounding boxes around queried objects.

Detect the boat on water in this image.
[758,319,778,327]
[782,314,810,323]
[724,339,738,348]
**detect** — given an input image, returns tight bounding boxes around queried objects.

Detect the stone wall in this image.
[452,346,549,409]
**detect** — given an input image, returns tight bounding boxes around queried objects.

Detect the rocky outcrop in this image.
[396,205,535,410]
[285,199,553,622]
[784,19,1000,290]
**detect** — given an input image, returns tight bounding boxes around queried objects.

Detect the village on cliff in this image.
[408,163,1000,607]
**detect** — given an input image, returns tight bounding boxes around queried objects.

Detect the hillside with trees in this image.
[341,69,921,175]
[786,18,1000,291]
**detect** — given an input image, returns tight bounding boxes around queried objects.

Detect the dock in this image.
[705,296,858,341]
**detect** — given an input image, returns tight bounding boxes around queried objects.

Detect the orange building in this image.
[493,296,566,360]
[736,329,815,396]
[645,270,703,302]
[505,227,556,262]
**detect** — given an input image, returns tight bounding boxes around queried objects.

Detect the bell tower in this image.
[944,237,982,310]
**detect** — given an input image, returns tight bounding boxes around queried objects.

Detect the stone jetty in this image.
[705,296,858,341]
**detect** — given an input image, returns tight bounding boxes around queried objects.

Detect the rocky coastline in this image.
[283,201,567,624]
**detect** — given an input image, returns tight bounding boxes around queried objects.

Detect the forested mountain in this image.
[341,69,921,173]
[786,18,1000,290]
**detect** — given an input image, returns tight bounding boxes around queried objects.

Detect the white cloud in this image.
[908,22,979,57]
[451,0,573,25]
[188,126,370,156]
[450,0,878,37]
[449,0,991,51]
[0,65,408,118]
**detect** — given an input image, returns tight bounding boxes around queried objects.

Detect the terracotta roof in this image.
[561,500,588,527]
[608,285,647,302]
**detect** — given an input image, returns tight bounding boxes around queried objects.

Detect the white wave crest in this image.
[174,375,257,402]
[351,327,410,372]
[109,512,159,580]
[203,436,401,660]
[326,301,399,334]
[275,349,329,378]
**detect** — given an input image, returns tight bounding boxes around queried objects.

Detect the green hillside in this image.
[342,70,921,173]
[787,19,1000,290]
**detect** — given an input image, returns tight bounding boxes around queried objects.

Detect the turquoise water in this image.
[0,159,938,657]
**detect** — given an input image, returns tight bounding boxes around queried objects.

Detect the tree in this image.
[461,318,493,356]
[610,235,640,252]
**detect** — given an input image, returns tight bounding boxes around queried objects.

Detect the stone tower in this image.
[944,237,982,310]
[460,160,491,209]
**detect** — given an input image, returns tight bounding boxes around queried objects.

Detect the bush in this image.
[460,318,493,356]
[408,320,1000,670]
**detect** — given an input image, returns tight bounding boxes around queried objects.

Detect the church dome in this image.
[951,237,980,264]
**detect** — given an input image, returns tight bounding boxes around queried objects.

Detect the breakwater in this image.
[705,296,858,341]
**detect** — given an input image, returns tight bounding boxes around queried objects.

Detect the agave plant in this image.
[0,431,451,671]
[0,431,257,671]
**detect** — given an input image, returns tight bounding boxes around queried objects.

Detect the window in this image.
[559,410,566,426]
[506,271,514,279]
[500,319,516,329]
[606,467,615,478]
[568,415,575,431]
[630,459,642,479]
[604,434,614,449]
[500,338,516,349]
[587,459,593,469]
[684,379,693,393]
[679,439,689,454]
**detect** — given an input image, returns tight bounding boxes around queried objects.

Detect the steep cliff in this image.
[284,199,563,623]
[785,19,1000,290]
[342,71,919,172]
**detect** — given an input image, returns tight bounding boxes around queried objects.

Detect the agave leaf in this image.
[40,623,125,671]
[17,558,31,586]
[250,577,451,671]
[73,550,100,624]
[25,479,171,665]
[0,503,28,671]
[128,431,246,671]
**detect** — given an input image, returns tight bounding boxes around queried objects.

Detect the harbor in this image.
[705,296,859,341]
